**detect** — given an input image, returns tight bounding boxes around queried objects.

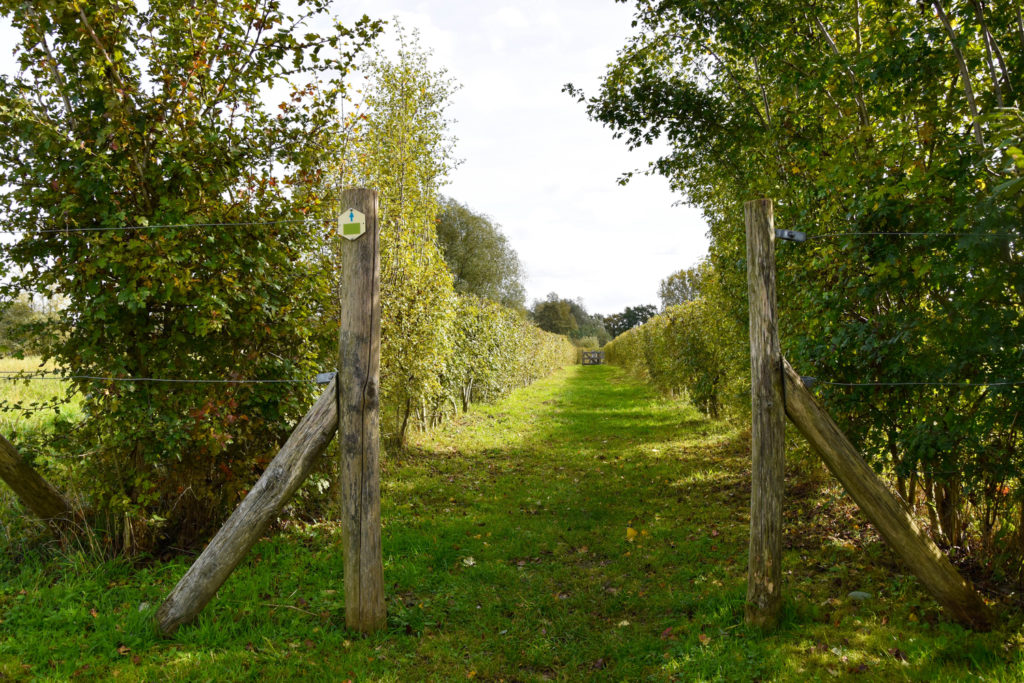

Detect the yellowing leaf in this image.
[626,526,638,542]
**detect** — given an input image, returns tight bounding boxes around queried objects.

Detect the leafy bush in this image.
[0,2,383,552]
[605,268,747,420]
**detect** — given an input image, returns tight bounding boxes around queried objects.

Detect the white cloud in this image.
[488,7,530,31]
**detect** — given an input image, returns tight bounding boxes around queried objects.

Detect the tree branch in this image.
[930,0,985,146]
[813,15,870,128]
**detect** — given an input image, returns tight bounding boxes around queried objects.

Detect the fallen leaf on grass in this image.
[116,644,131,656]
[626,527,638,542]
[698,633,711,646]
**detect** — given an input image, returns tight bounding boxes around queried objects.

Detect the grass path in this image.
[1,365,1021,681]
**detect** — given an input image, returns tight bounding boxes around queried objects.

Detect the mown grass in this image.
[0,364,1022,681]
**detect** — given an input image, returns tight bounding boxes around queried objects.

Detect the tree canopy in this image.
[435,197,526,308]
[603,304,657,339]
[658,264,703,309]
[0,0,382,550]
[532,293,610,345]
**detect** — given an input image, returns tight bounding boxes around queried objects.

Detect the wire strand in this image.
[0,217,335,235]
[816,379,1024,388]
[808,231,1017,240]
[0,374,316,384]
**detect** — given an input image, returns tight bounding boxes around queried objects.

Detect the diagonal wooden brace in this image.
[0,431,77,528]
[782,357,993,631]
[156,378,339,635]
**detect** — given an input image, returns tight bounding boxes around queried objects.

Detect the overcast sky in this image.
[348,1,710,314]
[0,2,711,315]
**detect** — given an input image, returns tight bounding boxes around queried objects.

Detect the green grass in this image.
[0,356,84,531]
[1,365,1022,681]
[0,356,83,439]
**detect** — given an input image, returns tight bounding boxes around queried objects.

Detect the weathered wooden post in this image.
[744,198,785,628]
[337,188,386,632]
[155,378,339,634]
[0,431,77,528]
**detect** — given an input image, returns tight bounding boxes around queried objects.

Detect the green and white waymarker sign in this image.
[340,208,366,240]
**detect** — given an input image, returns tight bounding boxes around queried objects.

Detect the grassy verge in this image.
[0,364,1021,681]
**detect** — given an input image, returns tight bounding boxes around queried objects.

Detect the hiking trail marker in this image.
[341,208,366,240]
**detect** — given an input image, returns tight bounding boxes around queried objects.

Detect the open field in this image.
[0,365,1022,681]
[0,356,82,440]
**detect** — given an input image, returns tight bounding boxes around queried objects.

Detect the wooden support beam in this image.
[744,198,785,628]
[0,431,77,527]
[781,359,994,631]
[337,188,386,633]
[155,378,339,635]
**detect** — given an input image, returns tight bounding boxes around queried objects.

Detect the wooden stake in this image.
[155,378,339,635]
[0,431,77,528]
[338,188,386,632]
[781,359,994,631]
[744,198,785,628]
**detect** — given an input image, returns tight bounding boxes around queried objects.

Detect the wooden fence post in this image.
[744,198,785,628]
[338,188,386,633]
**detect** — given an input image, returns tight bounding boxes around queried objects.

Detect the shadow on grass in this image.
[1,366,1020,681]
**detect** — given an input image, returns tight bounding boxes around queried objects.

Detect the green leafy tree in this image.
[658,264,703,309]
[603,305,657,338]
[531,293,610,344]
[0,0,381,551]
[0,293,45,356]
[436,197,526,308]
[534,300,578,336]
[333,27,459,448]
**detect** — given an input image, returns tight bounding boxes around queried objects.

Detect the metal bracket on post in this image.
[775,229,806,242]
[316,371,337,386]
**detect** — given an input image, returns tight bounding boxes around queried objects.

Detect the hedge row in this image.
[402,293,576,438]
[604,299,748,420]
